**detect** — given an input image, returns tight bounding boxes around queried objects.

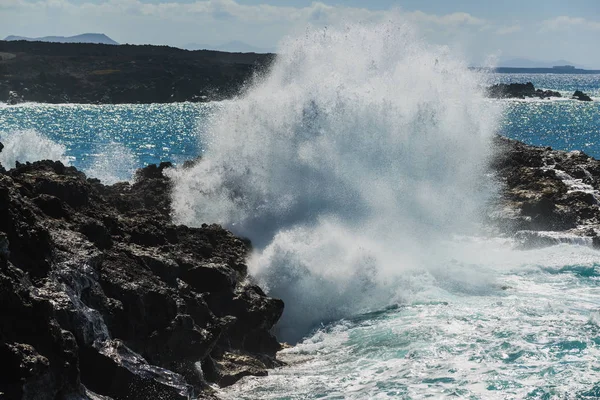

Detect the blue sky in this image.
[2,0,599,67]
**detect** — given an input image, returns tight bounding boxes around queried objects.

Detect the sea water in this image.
[1,22,600,399]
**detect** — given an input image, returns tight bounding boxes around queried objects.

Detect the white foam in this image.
[221,242,600,399]
[170,20,501,342]
[0,129,72,168]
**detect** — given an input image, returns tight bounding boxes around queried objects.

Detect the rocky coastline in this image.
[491,135,600,247]
[0,148,283,399]
[2,40,595,105]
[2,134,600,399]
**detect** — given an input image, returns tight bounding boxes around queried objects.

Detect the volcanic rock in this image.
[0,40,274,104]
[491,135,600,247]
[0,144,283,399]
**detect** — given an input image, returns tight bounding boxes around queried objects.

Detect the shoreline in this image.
[2,86,596,106]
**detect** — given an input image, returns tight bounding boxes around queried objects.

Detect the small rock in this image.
[572,90,592,101]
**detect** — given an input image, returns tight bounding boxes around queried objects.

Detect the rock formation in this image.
[487,82,562,99]
[0,147,283,399]
[491,135,600,248]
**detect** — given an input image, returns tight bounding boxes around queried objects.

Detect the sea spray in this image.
[0,129,71,168]
[84,141,137,184]
[170,21,501,342]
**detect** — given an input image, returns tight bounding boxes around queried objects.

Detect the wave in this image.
[0,129,72,168]
[170,20,501,342]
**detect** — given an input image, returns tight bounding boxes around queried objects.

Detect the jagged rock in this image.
[572,90,593,101]
[79,339,195,400]
[0,342,53,399]
[0,263,82,399]
[211,351,269,387]
[491,135,600,245]
[0,159,283,399]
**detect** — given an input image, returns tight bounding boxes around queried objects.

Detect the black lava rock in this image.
[0,158,283,399]
[573,90,593,101]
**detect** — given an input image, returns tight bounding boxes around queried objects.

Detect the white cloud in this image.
[496,25,521,35]
[0,0,494,48]
[1,0,487,28]
[4,0,598,67]
[540,16,600,32]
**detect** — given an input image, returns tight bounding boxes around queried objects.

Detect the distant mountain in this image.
[4,33,118,45]
[184,40,274,53]
[498,57,585,69]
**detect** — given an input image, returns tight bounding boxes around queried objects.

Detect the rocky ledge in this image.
[0,148,283,399]
[491,135,600,248]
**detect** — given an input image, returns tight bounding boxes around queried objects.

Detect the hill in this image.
[0,40,274,104]
[4,33,119,45]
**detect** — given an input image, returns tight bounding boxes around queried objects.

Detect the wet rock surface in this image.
[0,145,283,399]
[491,135,600,248]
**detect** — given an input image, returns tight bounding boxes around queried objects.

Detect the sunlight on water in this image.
[0,102,214,175]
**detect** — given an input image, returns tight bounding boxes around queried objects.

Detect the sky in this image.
[1,0,599,67]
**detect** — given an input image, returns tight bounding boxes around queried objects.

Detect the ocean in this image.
[1,24,600,399]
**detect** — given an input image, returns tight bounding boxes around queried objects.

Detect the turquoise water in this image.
[1,72,600,399]
[222,242,600,399]
[501,100,600,156]
[491,73,600,156]
[0,102,212,173]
